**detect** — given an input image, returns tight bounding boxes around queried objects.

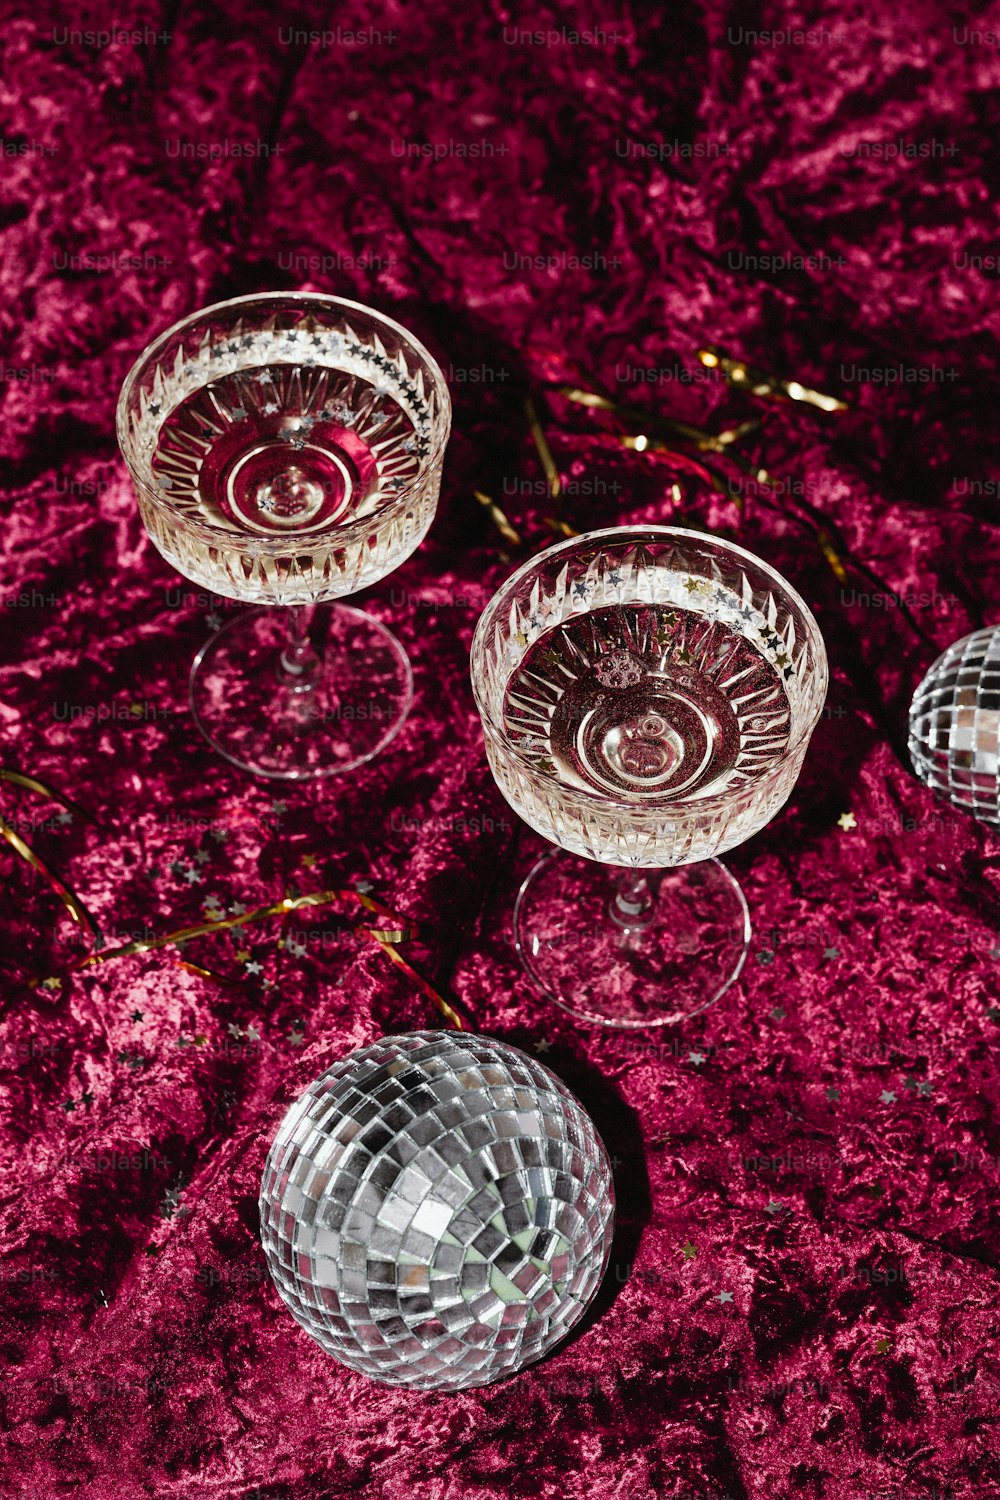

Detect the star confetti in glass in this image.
[259,1032,615,1390]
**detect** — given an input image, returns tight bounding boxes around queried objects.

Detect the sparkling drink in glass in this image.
[117,293,451,779]
[470,526,828,1026]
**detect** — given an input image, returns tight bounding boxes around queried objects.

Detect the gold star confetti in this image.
[234,949,251,963]
[875,1336,891,1355]
[837,812,857,831]
[41,976,62,992]
[301,854,318,869]
[192,1034,208,1048]
[680,1242,698,1261]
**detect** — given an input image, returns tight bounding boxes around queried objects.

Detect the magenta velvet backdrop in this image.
[2,1,1000,1496]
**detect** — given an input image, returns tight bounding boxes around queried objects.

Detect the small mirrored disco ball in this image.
[909,625,1000,824]
[259,1032,615,1390]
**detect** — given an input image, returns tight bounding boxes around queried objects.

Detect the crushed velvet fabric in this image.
[1,1,999,1496]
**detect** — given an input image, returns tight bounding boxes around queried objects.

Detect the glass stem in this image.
[277,604,320,691]
[609,870,655,930]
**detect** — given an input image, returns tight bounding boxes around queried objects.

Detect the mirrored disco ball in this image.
[909,624,1000,824]
[259,1031,615,1390]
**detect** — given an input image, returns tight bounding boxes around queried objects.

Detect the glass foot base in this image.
[513,850,750,1027]
[189,605,412,780]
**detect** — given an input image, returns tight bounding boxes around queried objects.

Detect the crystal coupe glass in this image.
[470,527,828,1026]
[117,293,451,779]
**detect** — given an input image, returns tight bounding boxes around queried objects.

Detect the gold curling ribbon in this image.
[365,931,465,1032]
[0,771,462,1030]
[525,396,561,501]
[544,518,579,538]
[473,490,522,549]
[541,370,853,589]
[698,347,848,414]
[0,769,100,939]
[552,381,853,586]
[816,528,849,585]
[713,449,849,584]
[551,385,743,503]
[61,888,462,1029]
[176,960,247,988]
[488,384,756,547]
[568,384,853,585]
[555,384,763,455]
[525,395,583,538]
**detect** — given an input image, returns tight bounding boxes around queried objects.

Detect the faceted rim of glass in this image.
[469,524,830,809]
[115,290,453,553]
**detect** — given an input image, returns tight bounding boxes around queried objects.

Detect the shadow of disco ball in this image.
[259,1031,615,1390]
